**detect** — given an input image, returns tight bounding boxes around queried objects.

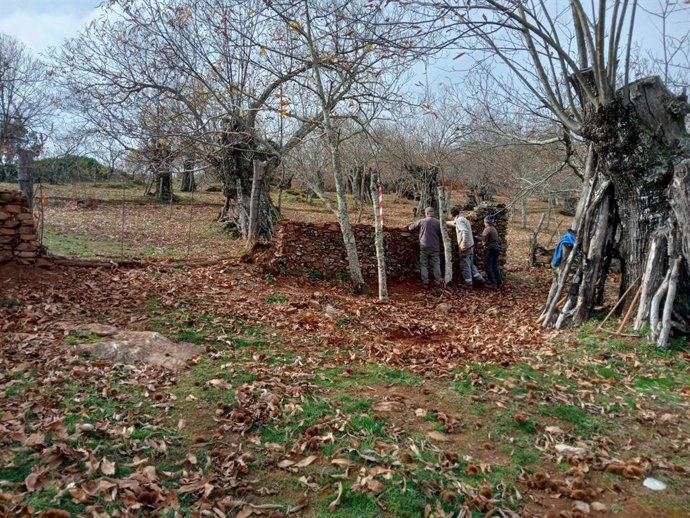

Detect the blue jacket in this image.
[551,230,576,268]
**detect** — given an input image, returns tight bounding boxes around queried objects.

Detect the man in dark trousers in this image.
[408,207,442,288]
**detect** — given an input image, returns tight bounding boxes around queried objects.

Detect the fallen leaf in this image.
[328,482,343,511]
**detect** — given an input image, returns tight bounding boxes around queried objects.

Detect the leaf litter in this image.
[1,258,689,516]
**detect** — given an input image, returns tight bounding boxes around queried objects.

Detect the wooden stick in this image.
[616,282,643,334]
[537,293,568,323]
[602,329,643,338]
[597,278,639,331]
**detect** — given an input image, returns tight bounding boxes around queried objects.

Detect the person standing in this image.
[408,207,442,288]
[446,207,484,288]
[481,215,502,288]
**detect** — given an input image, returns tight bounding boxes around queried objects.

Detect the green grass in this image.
[64,330,103,346]
[315,486,379,518]
[266,293,288,303]
[43,230,128,258]
[315,364,421,389]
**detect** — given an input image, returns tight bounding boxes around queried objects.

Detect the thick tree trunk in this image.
[154,171,172,201]
[542,77,690,347]
[217,121,274,241]
[407,165,438,218]
[17,149,33,211]
[180,158,196,192]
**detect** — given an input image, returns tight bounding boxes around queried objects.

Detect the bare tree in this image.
[406,1,690,346]
[0,34,51,208]
[266,0,416,292]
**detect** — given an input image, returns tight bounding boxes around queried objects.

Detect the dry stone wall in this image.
[270,204,508,281]
[0,191,40,265]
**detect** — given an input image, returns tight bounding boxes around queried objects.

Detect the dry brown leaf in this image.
[100,457,116,476]
[328,482,343,511]
[294,455,318,468]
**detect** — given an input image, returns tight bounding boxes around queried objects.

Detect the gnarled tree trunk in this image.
[406,165,438,217]
[154,170,172,201]
[180,156,196,192]
[217,120,275,241]
[542,77,690,347]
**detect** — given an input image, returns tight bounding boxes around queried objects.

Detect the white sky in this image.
[0,0,100,55]
[0,0,687,56]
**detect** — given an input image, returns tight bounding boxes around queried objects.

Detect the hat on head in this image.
[424,207,434,215]
[484,215,495,225]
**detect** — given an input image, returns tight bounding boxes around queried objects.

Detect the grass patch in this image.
[43,230,127,258]
[315,364,421,389]
[64,330,102,346]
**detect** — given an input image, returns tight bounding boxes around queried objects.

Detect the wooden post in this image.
[247,160,265,246]
[370,172,388,301]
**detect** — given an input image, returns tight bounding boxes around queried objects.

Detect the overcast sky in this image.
[0,0,686,70]
[0,0,100,54]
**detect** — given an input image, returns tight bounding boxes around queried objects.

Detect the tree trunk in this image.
[521,198,528,229]
[154,170,172,201]
[437,185,453,286]
[529,213,547,267]
[247,160,265,247]
[181,158,196,192]
[217,120,274,241]
[17,149,33,211]
[407,165,438,218]
[371,172,388,301]
[542,77,690,347]
[328,138,367,293]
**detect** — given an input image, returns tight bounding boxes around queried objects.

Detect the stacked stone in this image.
[470,202,508,269]
[0,191,39,264]
[270,213,508,281]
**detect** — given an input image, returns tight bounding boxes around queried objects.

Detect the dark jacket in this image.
[409,217,442,252]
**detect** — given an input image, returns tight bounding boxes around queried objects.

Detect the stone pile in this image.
[0,191,40,265]
[270,204,508,280]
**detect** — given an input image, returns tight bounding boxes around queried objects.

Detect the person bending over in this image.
[408,207,442,288]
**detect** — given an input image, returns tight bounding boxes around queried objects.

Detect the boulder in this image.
[79,331,203,370]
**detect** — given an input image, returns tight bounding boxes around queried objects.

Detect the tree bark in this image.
[521,198,528,229]
[247,160,265,247]
[217,119,274,241]
[17,149,33,211]
[371,172,388,301]
[154,170,172,201]
[180,157,196,192]
[543,77,690,347]
[406,165,438,217]
[437,185,453,286]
